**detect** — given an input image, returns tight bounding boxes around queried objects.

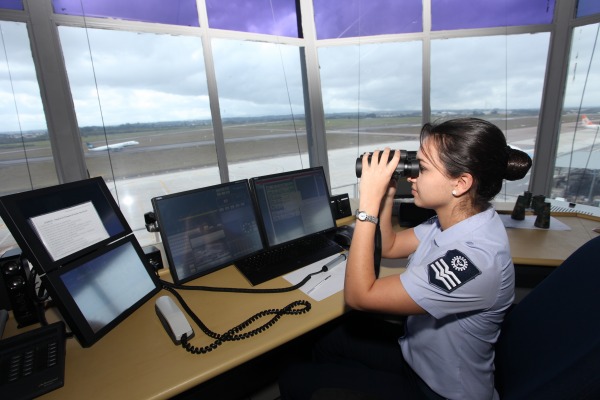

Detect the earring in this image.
[452,190,457,196]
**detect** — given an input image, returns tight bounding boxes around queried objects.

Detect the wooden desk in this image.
[498,212,600,267]
[3,251,378,400]
[28,269,349,399]
[4,212,598,399]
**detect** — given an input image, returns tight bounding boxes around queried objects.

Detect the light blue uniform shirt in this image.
[399,207,514,400]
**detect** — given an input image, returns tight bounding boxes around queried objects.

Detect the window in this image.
[431,33,550,201]
[0,20,59,250]
[1,0,596,253]
[313,0,422,39]
[212,38,307,180]
[52,0,199,26]
[431,0,554,30]
[319,41,423,195]
[552,23,600,205]
[59,26,214,239]
[577,0,600,18]
[0,21,58,197]
[0,0,22,11]
[206,0,299,37]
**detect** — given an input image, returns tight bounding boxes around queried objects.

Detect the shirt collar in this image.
[433,206,495,248]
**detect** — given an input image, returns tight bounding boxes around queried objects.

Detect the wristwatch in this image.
[355,209,379,224]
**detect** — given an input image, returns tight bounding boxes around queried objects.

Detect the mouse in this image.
[333,225,354,248]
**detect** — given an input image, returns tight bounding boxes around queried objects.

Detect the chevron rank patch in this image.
[428,249,481,293]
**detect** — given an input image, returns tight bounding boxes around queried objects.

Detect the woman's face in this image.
[408,139,455,210]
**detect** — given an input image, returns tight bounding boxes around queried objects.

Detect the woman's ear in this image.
[454,173,473,196]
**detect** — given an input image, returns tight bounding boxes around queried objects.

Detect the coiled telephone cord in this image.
[162,285,311,355]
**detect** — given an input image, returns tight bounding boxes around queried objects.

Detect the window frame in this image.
[2,0,600,227]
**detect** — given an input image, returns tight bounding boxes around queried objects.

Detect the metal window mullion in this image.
[196,0,228,183]
[529,0,577,196]
[422,0,432,124]
[25,0,88,183]
[299,0,330,182]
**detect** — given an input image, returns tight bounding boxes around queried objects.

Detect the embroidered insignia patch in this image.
[428,249,481,293]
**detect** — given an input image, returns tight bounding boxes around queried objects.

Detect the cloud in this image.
[431,33,550,110]
[1,17,599,133]
[212,39,304,117]
[319,41,422,113]
[57,26,212,126]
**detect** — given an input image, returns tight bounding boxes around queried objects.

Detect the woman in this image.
[279,118,532,400]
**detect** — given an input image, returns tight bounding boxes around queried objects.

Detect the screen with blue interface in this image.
[250,167,336,247]
[152,180,264,284]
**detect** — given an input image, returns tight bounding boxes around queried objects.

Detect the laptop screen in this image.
[250,167,336,247]
[152,180,264,284]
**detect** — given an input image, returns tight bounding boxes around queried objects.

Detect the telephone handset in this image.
[155,296,194,345]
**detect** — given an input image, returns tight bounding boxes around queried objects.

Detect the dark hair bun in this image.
[505,147,533,181]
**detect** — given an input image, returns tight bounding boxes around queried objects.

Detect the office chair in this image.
[495,235,600,399]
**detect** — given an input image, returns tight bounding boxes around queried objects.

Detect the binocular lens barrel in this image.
[355,150,419,178]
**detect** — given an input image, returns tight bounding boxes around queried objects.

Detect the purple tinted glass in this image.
[313,0,422,39]
[206,0,298,37]
[0,0,23,10]
[577,0,600,17]
[432,0,555,31]
[51,0,199,27]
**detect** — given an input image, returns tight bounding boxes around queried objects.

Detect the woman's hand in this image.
[359,148,400,213]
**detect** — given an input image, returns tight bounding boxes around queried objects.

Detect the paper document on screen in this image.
[284,253,346,301]
[29,201,110,261]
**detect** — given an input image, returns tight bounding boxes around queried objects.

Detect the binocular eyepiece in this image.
[355,150,419,179]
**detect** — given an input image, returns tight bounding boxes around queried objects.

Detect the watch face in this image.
[356,210,377,224]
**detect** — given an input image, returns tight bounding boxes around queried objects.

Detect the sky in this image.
[0,8,599,134]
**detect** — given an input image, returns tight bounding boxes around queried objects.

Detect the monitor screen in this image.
[151,180,264,284]
[250,167,336,247]
[44,236,160,347]
[0,177,130,274]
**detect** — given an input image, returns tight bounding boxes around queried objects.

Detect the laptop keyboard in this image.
[235,234,344,285]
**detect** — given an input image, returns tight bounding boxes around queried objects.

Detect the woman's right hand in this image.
[358,148,400,212]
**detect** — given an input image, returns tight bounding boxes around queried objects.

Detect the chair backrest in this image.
[495,235,600,399]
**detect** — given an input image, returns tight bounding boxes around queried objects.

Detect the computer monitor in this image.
[43,236,160,347]
[249,166,337,248]
[0,177,130,275]
[151,180,264,285]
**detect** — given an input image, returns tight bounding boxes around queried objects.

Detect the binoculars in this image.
[355,150,419,179]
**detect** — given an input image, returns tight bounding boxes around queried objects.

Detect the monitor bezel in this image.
[249,166,338,249]
[0,177,131,275]
[42,235,161,348]
[151,179,265,285]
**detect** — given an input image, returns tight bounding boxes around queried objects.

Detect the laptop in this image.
[236,167,344,285]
